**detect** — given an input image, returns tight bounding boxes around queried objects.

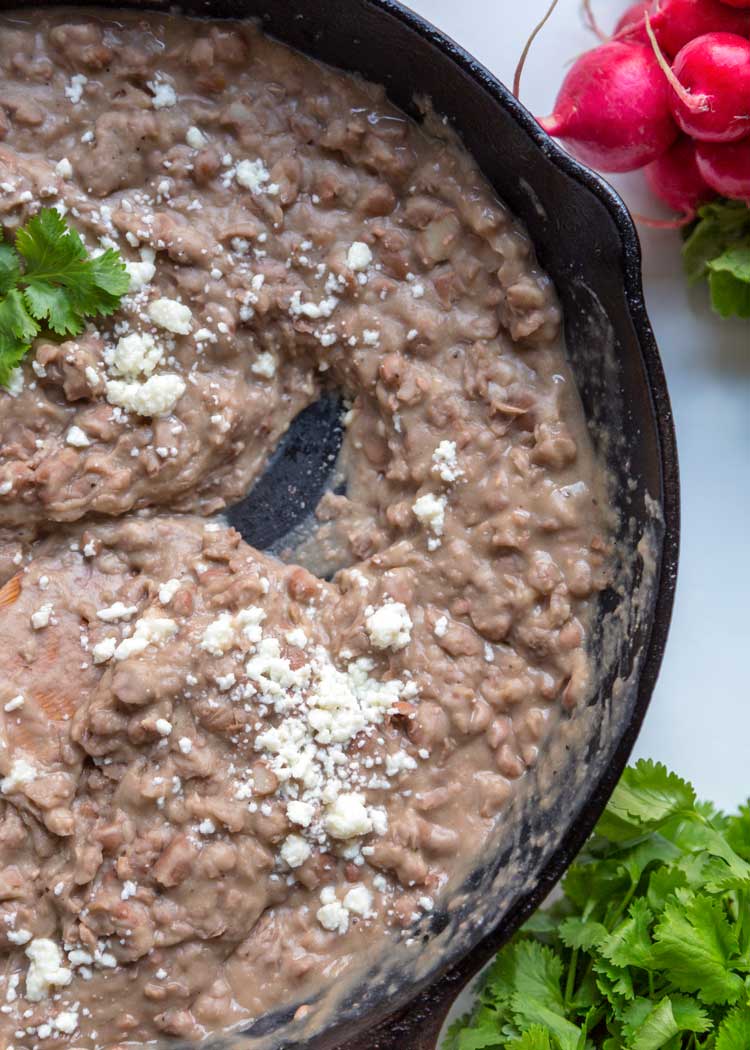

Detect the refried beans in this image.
[0,9,612,1048]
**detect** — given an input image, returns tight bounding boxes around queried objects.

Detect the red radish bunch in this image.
[532,0,750,217]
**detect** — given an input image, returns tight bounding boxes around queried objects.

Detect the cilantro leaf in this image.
[682,199,750,318]
[0,243,20,296]
[652,894,744,1004]
[507,1028,555,1050]
[708,250,750,318]
[0,208,128,388]
[557,917,608,952]
[505,943,584,1050]
[623,995,710,1050]
[683,199,750,281]
[715,1005,750,1050]
[17,209,129,334]
[727,803,750,862]
[596,761,696,842]
[600,898,654,970]
[0,288,39,386]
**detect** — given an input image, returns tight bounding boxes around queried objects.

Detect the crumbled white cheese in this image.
[0,480,12,496]
[147,77,177,109]
[289,290,338,319]
[365,601,413,652]
[280,834,312,869]
[235,158,277,195]
[200,614,236,656]
[385,750,418,776]
[120,880,138,901]
[51,1009,79,1034]
[64,74,87,105]
[198,819,215,835]
[177,737,192,754]
[97,602,138,623]
[431,440,463,483]
[324,792,373,840]
[106,332,163,378]
[154,718,173,737]
[92,637,117,664]
[1,758,36,795]
[147,298,193,335]
[125,248,156,292]
[434,615,448,638]
[113,616,178,661]
[287,800,315,828]
[343,884,373,916]
[159,578,181,605]
[105,374,186,417]
[65,425,90,448]
[317,893,349,935]
[54,157,73,179]
[285,628,308,649]
[186,126,208,149]
[5,368,24,398]
[413,493,446,540]
[31,603,53,630]
[251,352,277,379]
[200,607,265,655]
[7,928,32,945]
[3,695,24,712]
[24,939,72,1001]
[215,672,236,692]
[347,241,372,271]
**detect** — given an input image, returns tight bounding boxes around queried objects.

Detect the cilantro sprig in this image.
[683,200,750,320]
[444,761,750,1050]
[0,208,129,388]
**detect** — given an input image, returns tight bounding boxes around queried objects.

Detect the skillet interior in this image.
[0,2,680,1046]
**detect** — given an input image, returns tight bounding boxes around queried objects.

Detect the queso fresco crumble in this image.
[0,9,612,1048]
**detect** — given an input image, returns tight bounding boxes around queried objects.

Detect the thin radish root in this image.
[582,0,608,42]
[631,210,696,227]
[644,13,709,112]
[513,0,562,99]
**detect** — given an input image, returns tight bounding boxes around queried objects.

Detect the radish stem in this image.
[644,12,709,112]
[514,0,562,99]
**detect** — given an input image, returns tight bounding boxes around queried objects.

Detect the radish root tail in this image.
[582,0,608,42]
[631,209,696,229]
[644,12,710,113]
[513,0,562,99]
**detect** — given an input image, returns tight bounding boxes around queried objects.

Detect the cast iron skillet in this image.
[6,1,680,1046]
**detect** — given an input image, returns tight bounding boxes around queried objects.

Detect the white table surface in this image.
[412,0,750,814]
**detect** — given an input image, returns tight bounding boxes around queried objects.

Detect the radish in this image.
[645,135,716,213]
[538,42,678,172]
[648,29,750,142]
[695,138,750,197]
[615,1,650,40]
[645,0,750,58]
[717,0,750,7]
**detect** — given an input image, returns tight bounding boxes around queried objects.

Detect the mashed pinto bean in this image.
[0,9,612,1047]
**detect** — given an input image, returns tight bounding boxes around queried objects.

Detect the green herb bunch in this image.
[683,200,750,320]
[444,761,750,1050]
[0,207,129,387]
